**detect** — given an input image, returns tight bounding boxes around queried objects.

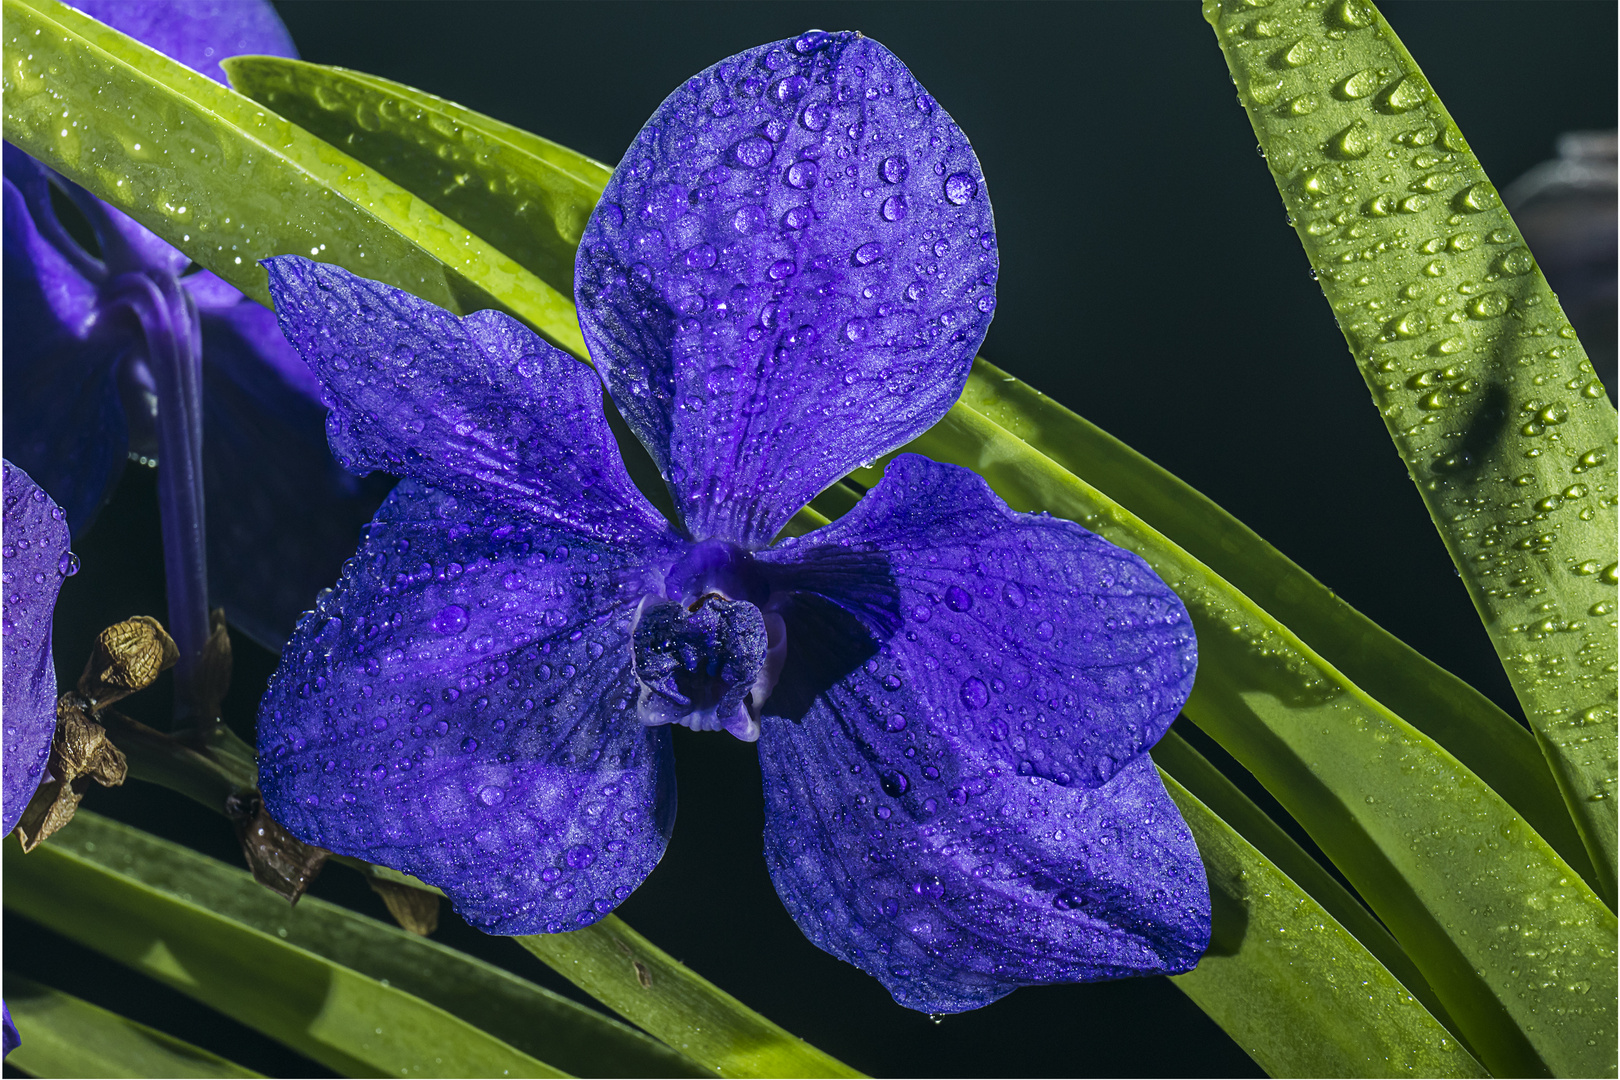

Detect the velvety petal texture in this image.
[2,461,74,836]
[755,454,1205,1009]
[263,257,672,546]
[259,482,682,933]
[577,30,997,547]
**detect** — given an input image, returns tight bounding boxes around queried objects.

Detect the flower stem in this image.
[110,273,211,727]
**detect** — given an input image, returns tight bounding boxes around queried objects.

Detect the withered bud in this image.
[366,875,442,936]
[226,790,329,904]
[15,699,129,852]
[194,608,233,721]
[77,616,179,708]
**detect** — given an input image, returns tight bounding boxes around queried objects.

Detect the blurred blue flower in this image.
[1,0,388,650]
[258,31,1208,1012]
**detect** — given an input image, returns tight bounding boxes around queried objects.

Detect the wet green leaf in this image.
[223,57,609,308]
[3,811,576,1078]
[519,922,864,1079]
[1206,0,1618,903]
[960,358,1599,891]
[3,974,264,1079]
[1155,739,1485,1077]
[0,0,583,354]
[868,404,1616,1078]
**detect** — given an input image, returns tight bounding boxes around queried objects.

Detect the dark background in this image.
[9,3,1614,1078]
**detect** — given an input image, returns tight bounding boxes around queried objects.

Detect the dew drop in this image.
[959,677,989,709]
[943,173,977,205]
[433,604,469,635]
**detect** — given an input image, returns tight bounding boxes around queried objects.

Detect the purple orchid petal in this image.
[576,31,996,547]
[73,0,296,86]
[2,461,75,837]
[264,257,673,546]
[3,156,133,533]
[2,1000,16,1058]
[754,453,1204,1009]
[259,481,681,933]
[199,299,392,649]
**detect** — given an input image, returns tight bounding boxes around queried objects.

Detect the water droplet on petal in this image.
[943,173,977,205]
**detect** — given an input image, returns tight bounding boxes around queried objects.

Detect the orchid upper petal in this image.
[2,461,75,836]
[576,31,996,548]
[259,481,680,933]
[755,454,1205,1008]
[263,257,674,547]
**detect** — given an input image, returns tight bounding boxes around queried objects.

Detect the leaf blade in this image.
[4,812,573,1079]
[3,974,266,1079]
[518,923,865,1080]
[1155,754,1485,1078]
[961,358,1599,889]
[1,0,584,355]
[886,402,1617,1078]
[1205,0,1618,900]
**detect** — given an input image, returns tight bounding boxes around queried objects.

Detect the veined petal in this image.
[265,257,672,545]
[754,454,1204,1008]
[762,748,1207,1012]
[760,455,1196,788]
[2,461,74,836]
[259,482,682,933]
[2,157,132,534]
[577,31,996,548]
[199,300,391,649]
[73,0,296,87]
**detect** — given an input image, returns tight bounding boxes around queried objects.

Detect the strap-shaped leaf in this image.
[0,0,584,355]
[960,359,1599,889]
[222,57,609,306]
[873,404,1616,1078]
[519,923,865,1079]
[3,812,573,1078]
[1154,746,1485,1077]
[1204,0,1618,900]
[3,974,265,1079]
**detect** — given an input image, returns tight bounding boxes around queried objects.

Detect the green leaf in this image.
[3,811,574,1078]
[3,974,265,1079]
[960,358,1599,890]
[1154,746,1485,1077]
[0,0,585,355]
[519,922,864,1080]
[222,56,610,316]
[876,403,1616,1078]
[1204,0,1618,902]
[1154,730,1453,1035]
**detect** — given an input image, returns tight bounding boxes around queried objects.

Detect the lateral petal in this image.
[259,481,682,933]
[2,461,74,835]
[754,453,1205,1009]
[264,257,671,545]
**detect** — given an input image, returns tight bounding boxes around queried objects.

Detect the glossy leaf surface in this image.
[520,920,865,1079]
[0,0,583,355]
[223,56,609,306]
[960,358,1598,889]
[3,975,264,1079]
[1206,0,1618,900]
[867,404,1616,1078]
[1155,748,1484,1078]
[3,812,571,1078]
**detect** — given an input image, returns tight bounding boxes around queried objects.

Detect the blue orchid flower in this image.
[257,31,1208,1012]
[1,0,389,655]
[2,459,75,837]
